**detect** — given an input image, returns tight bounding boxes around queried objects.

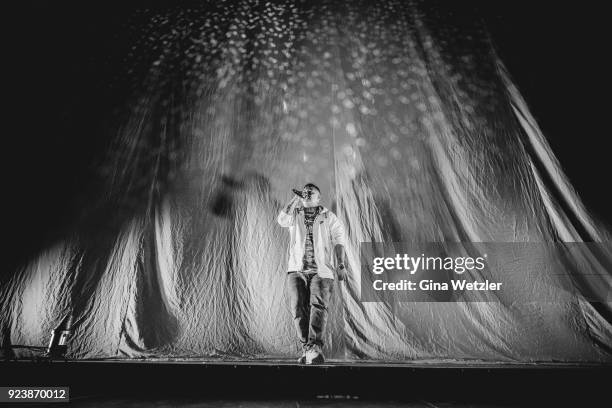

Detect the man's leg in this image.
[286,271,310,346]
[306,274,333,363]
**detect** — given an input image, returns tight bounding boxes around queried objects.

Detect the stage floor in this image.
[63,397,523,407]
[3,359,611,407]
[73,357,610,367]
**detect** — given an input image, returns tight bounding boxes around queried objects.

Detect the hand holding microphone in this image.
[283,189,303,213]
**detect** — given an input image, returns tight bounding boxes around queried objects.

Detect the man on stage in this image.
[277,183,348,364]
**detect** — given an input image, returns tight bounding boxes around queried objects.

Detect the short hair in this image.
[303,183,321,194]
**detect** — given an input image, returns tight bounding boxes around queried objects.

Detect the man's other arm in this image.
[330,213,348,278]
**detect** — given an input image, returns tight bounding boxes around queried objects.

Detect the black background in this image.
[5,1,609,271]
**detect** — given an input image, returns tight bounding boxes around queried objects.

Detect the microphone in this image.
[292,188,304,198]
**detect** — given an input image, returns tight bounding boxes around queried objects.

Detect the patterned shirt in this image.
[302,206,321,272]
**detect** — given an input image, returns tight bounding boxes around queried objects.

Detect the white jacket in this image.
[276,206,347,279]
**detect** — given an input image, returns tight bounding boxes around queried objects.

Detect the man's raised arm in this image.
[277,195,301,227]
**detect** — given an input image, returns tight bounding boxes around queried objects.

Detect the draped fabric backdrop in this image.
[2,0,611,362]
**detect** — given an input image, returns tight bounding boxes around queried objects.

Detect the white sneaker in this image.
[305,344,324,365]
[297,348,308,364]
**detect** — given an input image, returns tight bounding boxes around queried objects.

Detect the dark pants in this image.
[286,271,334,347]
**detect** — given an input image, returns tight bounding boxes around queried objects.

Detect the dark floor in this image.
[63,397,517,407]
[3,359,611,407]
